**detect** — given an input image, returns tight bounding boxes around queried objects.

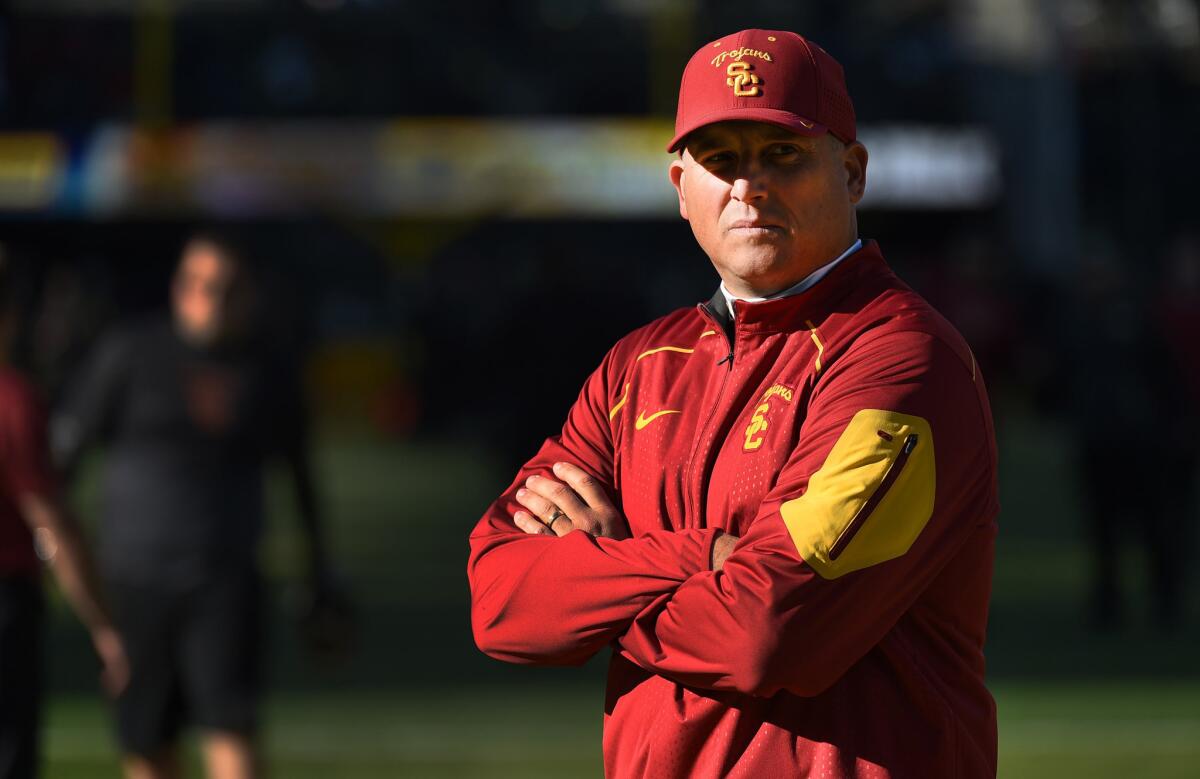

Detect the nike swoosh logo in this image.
[635,409,681,430]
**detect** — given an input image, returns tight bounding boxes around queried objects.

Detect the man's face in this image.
[669,121,867,298]
[172,241,238,345]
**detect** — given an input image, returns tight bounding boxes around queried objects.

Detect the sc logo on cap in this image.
[726,62,761,97]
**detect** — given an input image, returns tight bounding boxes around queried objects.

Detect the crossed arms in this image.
[468,329,993,697]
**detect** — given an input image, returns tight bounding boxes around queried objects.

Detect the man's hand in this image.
[712,533,739,571]
[296,570,358,666]
[90,625,130,698]
[513,462,630,540]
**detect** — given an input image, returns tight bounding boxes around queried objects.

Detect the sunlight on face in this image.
[669,121,867,298]
[173,241,238,345]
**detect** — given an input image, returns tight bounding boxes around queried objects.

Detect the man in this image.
[0,253,128,779]
[53,234,342,779]
[468,28,998,778]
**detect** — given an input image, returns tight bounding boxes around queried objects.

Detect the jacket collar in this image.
[699,239,886,337]
[717,238,863,319]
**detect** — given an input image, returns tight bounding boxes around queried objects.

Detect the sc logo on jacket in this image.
[743,383,795,452]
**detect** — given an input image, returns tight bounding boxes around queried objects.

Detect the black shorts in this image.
[0,575,43,779]
[108,569,262,755]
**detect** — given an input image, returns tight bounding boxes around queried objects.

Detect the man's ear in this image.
[843,141,868,204]
[668,158,689,220]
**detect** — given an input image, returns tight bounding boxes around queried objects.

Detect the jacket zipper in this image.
[828,433,918,561]
[696,301,734,368]
[682,305,735,527]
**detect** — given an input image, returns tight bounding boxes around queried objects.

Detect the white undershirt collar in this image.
[719,238,863,321]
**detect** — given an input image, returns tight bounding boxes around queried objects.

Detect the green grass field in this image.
[37,682,1200,778]
[39,421,1200,777]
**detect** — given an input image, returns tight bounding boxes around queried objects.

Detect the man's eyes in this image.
[698,145,805,166]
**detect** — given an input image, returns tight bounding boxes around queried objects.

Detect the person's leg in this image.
[200,731,257,779]
[0,576,43,779]
[106,578,186,779]
[180,568,263,779]
[121,747,181,779]
[1081,450,1124,628]
[1145,455,1193,629]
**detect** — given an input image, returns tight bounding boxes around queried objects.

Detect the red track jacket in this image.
[469,241,999,778]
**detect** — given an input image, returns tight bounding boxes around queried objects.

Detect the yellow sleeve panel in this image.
[780,409,936,580]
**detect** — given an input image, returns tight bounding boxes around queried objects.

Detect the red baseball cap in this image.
[667,29,857,153]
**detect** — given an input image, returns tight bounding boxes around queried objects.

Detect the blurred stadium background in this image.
[2,0,1199,776]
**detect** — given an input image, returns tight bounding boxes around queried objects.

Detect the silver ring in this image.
[544,508,566,527]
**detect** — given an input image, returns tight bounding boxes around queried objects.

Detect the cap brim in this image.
[667,108,828,153]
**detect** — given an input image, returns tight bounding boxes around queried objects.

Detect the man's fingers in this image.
[522,474,587,516]
[516,486,570,523]
[514,511,553,535]
[516,486,577,538]
[546,514,573,537]
[551,462,612,509]
[515,509,570,538]
[517,469,622,539]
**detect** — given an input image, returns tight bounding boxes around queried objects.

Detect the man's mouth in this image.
[728,220,783,235]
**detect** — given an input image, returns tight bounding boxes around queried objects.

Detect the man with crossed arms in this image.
[469,28,998,778]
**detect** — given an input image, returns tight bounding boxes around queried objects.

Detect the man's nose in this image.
[729,165,768,202]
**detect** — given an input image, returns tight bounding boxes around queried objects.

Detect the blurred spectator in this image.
[1155,231,1200,617]
[1159,232,1200,418]
[0,249,128,779]
[1066,239,1193,630]
[30,260,116,405]
[51,232,350,779]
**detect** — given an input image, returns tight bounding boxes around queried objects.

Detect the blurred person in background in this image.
[51,232,349,779]
[469,28,999,778]
[0,250,128,779]
[1068,238,1193,630]
[1153,232,1200,626]
[1160,233,1200,408]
